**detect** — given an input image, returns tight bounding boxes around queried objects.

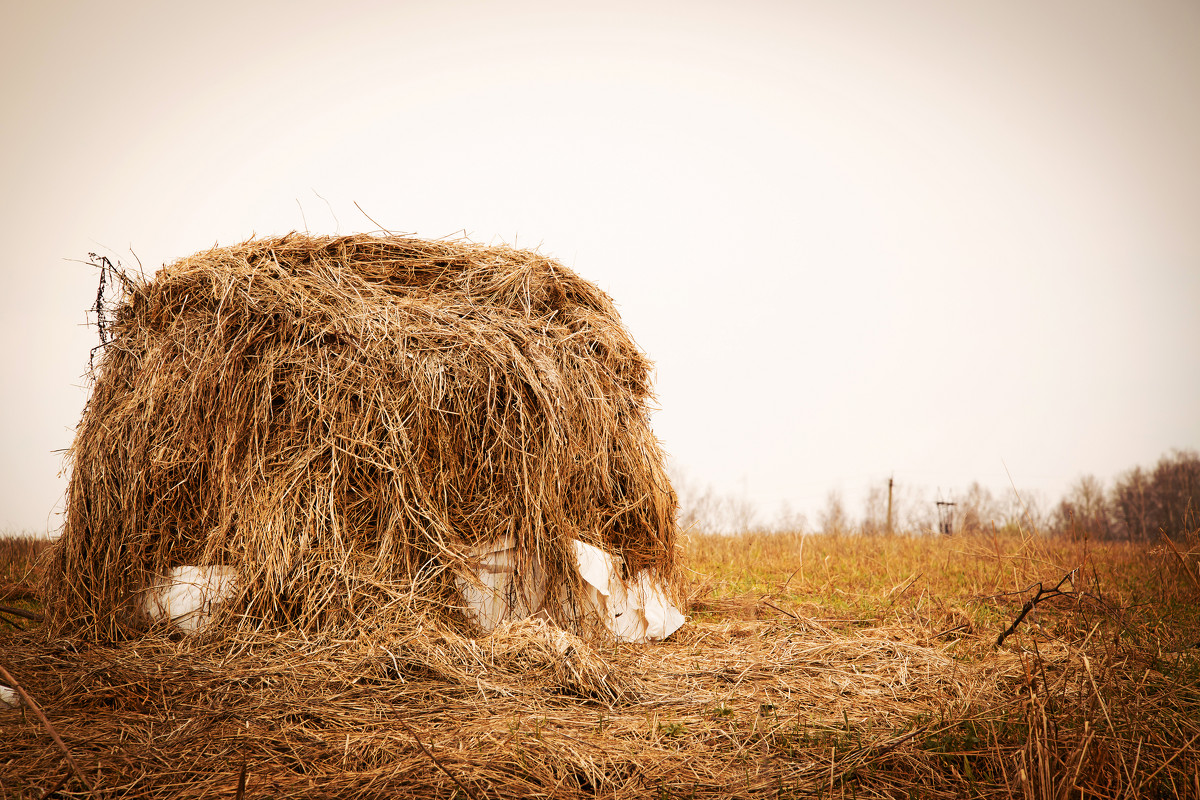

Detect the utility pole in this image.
[886,476,894,534]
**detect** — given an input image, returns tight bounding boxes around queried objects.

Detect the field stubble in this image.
[1,529,1198,799]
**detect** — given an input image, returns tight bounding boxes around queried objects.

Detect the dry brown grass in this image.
[3,529,1199,798]
[0,536,49,629]
[0,536,48,587]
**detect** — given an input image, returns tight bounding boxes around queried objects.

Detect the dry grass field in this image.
[2,529,1199,799]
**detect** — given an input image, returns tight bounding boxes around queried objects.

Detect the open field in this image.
[2,530,1199,799]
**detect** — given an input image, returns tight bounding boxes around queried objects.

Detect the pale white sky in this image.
[2,0,1198,533]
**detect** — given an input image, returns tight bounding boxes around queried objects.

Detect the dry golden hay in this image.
[8,609,1191,799]
[45,233,679,640]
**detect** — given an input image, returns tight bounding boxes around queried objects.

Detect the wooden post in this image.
[886,476,894,534]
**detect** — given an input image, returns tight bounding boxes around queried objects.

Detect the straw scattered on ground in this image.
[4,530,1199,798]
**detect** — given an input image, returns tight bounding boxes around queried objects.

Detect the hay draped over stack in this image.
[47,233,678,639]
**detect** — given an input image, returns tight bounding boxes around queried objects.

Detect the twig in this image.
[0,664,96,797]
[0,611,26,631]
[1161,534,1200,592]
[779,566,801,592]
[761,599,798,619]
[1134,731,1200,792]
[93,254,110,346]
[354,201,395,234]
[886,572,921,600]
[995,571,1077,647]
[868,727,924,757]
[1083,656,1134,789]
[0,604,45,622]
[85,253,132,369]
[235,757,248,800]
[396,717,483,800]
[37,771,69,800]
[0,584,39,602]
[934,623,969,638]
[882,572,921,613]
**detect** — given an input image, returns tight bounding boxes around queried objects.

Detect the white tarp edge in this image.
[456,536,546,631]
[143,540,685,643]
[458,538,685,643]
[0,685,20,709]
[141,565,238,633]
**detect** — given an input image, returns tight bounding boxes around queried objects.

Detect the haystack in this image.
[46,233,679,640]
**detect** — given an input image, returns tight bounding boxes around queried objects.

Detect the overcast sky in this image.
[2,0,1198,534]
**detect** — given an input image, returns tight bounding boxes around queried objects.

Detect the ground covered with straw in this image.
[3,530,1198,799]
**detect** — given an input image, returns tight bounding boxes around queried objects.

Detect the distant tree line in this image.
[670,449,1199,539]
[1051,449,1199,541]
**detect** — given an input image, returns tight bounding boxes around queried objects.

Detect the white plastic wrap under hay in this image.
[0,685,20,709]
[141,542,684,642]
[457,538,686,643]
[141,566,238,633]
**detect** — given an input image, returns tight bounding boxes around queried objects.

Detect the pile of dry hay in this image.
[46,233,678,640]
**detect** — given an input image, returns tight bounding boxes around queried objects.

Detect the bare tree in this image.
[898,483,936,534]
[819,490,850,535]
[1000,489,1047,534]
[726,494,759,533]
[1046,451,1199,541]
[772,501,808,533]
[1052,474,1112,540]
[670,466,711,532]
[860,482,887,536]
[1110,465,1153,541]
[668,463,761,534]
[1150,449,1200,539]
[956,482,1001,535]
